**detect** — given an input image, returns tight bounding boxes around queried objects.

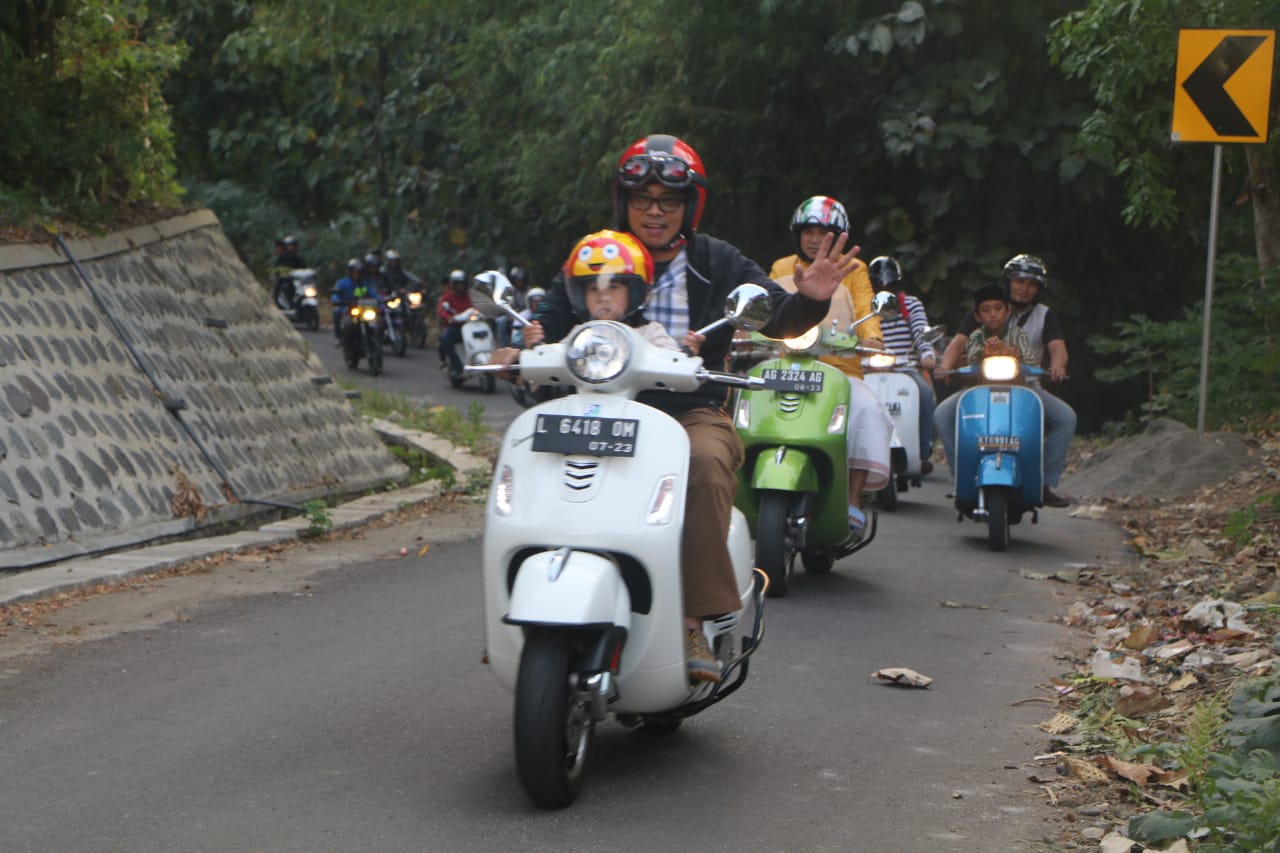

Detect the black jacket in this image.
[535,232,830,413]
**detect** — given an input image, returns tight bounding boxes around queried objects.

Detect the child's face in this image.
[584,275,630,321]
[975,298,1010,334]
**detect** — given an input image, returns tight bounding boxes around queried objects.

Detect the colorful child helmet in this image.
[789,196,849,261]
[613,134,708,243]
[563,230,654,322]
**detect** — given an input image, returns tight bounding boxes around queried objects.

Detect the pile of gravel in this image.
[1062,418,1258,501]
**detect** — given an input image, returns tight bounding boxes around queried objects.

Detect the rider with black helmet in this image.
[935,253,1077,507]
[868,256,938,474]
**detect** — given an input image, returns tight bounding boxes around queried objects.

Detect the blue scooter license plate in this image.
[532,414,639,457]
[978,434,1020,452]
[759,368,824,393]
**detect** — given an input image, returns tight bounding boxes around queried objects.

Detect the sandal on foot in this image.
[848,506,867,532]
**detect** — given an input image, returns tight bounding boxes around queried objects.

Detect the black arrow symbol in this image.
[1182,35,1267,137]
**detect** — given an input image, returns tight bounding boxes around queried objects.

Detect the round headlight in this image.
[408,292,423,308]
[360,307,378,323]
[303,286,318,298]
[386,297,402,309]
[867,352,896,370]
[782,326,821,352]
[981,355,1020,382]
[566,321,631,383]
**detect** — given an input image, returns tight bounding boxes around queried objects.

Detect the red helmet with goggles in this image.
[613,134,707,244]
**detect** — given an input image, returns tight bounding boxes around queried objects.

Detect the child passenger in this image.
[522,230,704,355]
[965,284,1036,367]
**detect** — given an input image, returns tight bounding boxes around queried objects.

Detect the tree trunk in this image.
[1246,143,1280,276]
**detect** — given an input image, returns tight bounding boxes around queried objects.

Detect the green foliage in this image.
[345,385,490,452]
[0,0,187,223]
[1225,495,1280,546]
[299,498,333,537]
[1087,254,1280,428]
[1128,677,1280,851]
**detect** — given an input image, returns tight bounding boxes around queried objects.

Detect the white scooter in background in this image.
[860,325,944,510]
[470,279,771,809]
[444,307,497,393]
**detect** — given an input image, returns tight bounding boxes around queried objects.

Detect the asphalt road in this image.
[300,321,523,431]
[0,475,1130,852]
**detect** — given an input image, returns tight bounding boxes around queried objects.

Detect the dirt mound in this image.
[1063,417,1259,501]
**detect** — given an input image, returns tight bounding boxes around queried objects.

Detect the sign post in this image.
[1170,28,1274,431]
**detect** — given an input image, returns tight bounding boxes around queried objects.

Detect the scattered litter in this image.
[870,667,933,688]
[1088,648,1147,682]
[417,543,431,557]
[1182,598,1252,632]
[939,600,989,610]
[1038,712,1078,735]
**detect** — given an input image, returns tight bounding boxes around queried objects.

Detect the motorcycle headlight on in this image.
[386,297,402,310]
[866,352,896,370]
[782,326,821,352]
[566,321,631,384]
[360,307,378,323]
[348,306,360,318]
[981,355,1020,382]
[303,285,318,299]
[408,291,423,308]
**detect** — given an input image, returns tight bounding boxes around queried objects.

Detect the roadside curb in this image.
[0,427,492,609]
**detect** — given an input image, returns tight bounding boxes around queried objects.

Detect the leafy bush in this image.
[1088,253,1280,430]
[0,0,187,224]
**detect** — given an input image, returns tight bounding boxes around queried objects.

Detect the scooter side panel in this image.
[862,371,921,475]
[484,397,692,710]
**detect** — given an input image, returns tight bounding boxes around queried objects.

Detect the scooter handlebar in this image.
[697,369,765,388]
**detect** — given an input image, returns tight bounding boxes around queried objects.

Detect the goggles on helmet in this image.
[617,154,694,190]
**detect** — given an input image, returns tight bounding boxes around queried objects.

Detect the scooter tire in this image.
[756,490,791,598]
[304,308,319,332]
[393,332,407,358]
[876,483,899,511]
[483,373,496,394]
[514,629,594,809]
[986,487,1010,552]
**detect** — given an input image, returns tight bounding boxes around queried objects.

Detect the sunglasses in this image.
[617,154,694,189]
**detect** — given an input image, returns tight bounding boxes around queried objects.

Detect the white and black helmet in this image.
[1002,254,1048,289]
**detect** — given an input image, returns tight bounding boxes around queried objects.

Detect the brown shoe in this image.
[1043,487,1071,508]
[685,628,722,684]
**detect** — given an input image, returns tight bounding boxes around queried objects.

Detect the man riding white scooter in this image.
[493,133,856,681]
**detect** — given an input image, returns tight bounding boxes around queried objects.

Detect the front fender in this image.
[750,446,819,493]
[976,453,1020,489]
[506,549,632,631]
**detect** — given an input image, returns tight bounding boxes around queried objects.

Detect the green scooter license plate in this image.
[759,368,824,393]
[531,414,639,457]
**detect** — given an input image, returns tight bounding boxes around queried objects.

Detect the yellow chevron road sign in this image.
[1172,28,1274,143]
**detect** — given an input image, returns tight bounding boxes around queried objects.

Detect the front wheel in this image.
[367,334,384,377]
[514,630,594,809]
[756,490,792,597]
[392,326,408,357]
[985,487,1010,552]
[483,372,496,394]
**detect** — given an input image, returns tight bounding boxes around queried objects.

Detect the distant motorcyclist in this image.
[362,252,387,295]
[382,249,420,292]
[271,235,308,309]
[496,265,532,347]
[436,269,473,374]
[331,258,366,342]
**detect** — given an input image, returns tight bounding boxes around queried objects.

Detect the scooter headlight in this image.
[360,307,378,323]
[386,297,402,310]
[493,465,514,516]
[408,291,423,308]
[303,285,318,299]
[866,352,896,370]
[782,326,820,352]
[981,355,1020,382]
[566,321,630,384]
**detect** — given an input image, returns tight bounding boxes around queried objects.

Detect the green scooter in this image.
[732,292,899,597]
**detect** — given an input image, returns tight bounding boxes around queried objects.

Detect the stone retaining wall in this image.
[0,211,405,569]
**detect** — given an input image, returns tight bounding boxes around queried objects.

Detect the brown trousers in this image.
[677,407,746,618]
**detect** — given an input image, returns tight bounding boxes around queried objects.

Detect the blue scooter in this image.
[941,355,1045,551]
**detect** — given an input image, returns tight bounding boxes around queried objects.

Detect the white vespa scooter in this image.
[859,324,944,510]
[444,306,498,393]
[470,279,771,809]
